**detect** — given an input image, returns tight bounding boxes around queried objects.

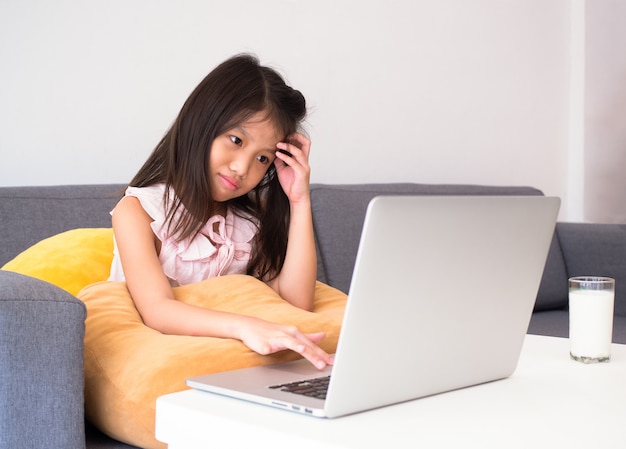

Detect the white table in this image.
[156,335,626,449]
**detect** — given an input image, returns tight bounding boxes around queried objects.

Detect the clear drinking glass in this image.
[569,276,615,363]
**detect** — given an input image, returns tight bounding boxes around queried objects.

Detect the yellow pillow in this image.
[79,275,347,449]
[1,228,114,296]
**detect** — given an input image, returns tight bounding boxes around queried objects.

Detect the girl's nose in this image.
[229,155,250,179]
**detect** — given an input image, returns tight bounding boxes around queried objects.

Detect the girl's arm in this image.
[112,196,332,369]
[269,133,318,311]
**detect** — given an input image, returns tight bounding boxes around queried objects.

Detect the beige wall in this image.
[2,0,624,223]
[0,0,573,217]
[585,0,626,223]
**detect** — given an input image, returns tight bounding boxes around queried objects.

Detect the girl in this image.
[109,54,333,370]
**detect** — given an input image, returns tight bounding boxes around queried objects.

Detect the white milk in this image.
[569,289,614,360]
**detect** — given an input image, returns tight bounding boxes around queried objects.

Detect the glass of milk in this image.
[569,276,615,363]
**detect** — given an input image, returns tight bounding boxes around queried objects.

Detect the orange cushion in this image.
[79,275,347,449]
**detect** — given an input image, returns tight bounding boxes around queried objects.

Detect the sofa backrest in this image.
[0,184,125,266]
[309,183,568,312]
[557,222,626,317]
[0,183,570,313]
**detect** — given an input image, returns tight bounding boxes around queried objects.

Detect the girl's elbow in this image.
[280,290,315,312]
[270,279,316,311]
[300,301,315,312]
[299,290,316,312]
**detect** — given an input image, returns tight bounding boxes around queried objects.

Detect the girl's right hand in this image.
[237,317,334,370]
[274,132,311,204]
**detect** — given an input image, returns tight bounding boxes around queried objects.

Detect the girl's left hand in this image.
[274,133,311,203]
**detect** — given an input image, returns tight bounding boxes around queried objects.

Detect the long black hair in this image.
[128,53,307,281]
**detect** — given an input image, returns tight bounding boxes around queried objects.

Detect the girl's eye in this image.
[257,155,270,165]
[229,135,242,146]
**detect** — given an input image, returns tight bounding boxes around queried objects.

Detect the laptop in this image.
[187,195,560,418]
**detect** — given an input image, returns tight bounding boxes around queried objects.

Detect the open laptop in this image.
[187,195,560,418]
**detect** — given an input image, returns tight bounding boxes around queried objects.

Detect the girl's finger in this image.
[280,133,310,155]
[302,331,327,344]
[275,146,308,176]
[287,133,311,158]
[277,332,332,369]
[276,142,310,171]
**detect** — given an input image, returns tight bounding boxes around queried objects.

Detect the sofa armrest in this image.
[0,270,86,449]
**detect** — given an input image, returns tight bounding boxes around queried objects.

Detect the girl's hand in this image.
[238,316,334,370]
[274,133,311,203]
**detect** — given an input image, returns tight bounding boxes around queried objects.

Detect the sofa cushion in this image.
[78,275,346,449]
[1,228,114,296]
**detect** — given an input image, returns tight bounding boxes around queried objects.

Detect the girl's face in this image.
[208,112,282,202]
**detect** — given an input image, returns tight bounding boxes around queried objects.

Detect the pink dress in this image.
[108,184,258,286]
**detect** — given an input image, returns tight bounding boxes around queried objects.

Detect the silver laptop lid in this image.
[324,195,559,417]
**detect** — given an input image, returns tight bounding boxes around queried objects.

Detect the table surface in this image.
[156,335,626,449]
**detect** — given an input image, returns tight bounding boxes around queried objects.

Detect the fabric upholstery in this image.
[0,271,86,449]
[0,184,123,266]
[309,183,565,311]
[533,234,569,311]
[78,275,347,449]
[557,222,626,316]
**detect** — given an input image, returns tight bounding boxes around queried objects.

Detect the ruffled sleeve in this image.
[108,185,169,283]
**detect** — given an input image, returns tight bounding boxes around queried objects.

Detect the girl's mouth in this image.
[218,174,240,191]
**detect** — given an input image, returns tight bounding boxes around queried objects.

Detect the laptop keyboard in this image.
[269,375,331,400]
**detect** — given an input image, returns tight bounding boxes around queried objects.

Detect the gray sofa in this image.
[1,183,625,449]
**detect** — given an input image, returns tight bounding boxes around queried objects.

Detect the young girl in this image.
[109,54,333,370]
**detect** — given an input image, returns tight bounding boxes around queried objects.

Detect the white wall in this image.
[0,0,575,218]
